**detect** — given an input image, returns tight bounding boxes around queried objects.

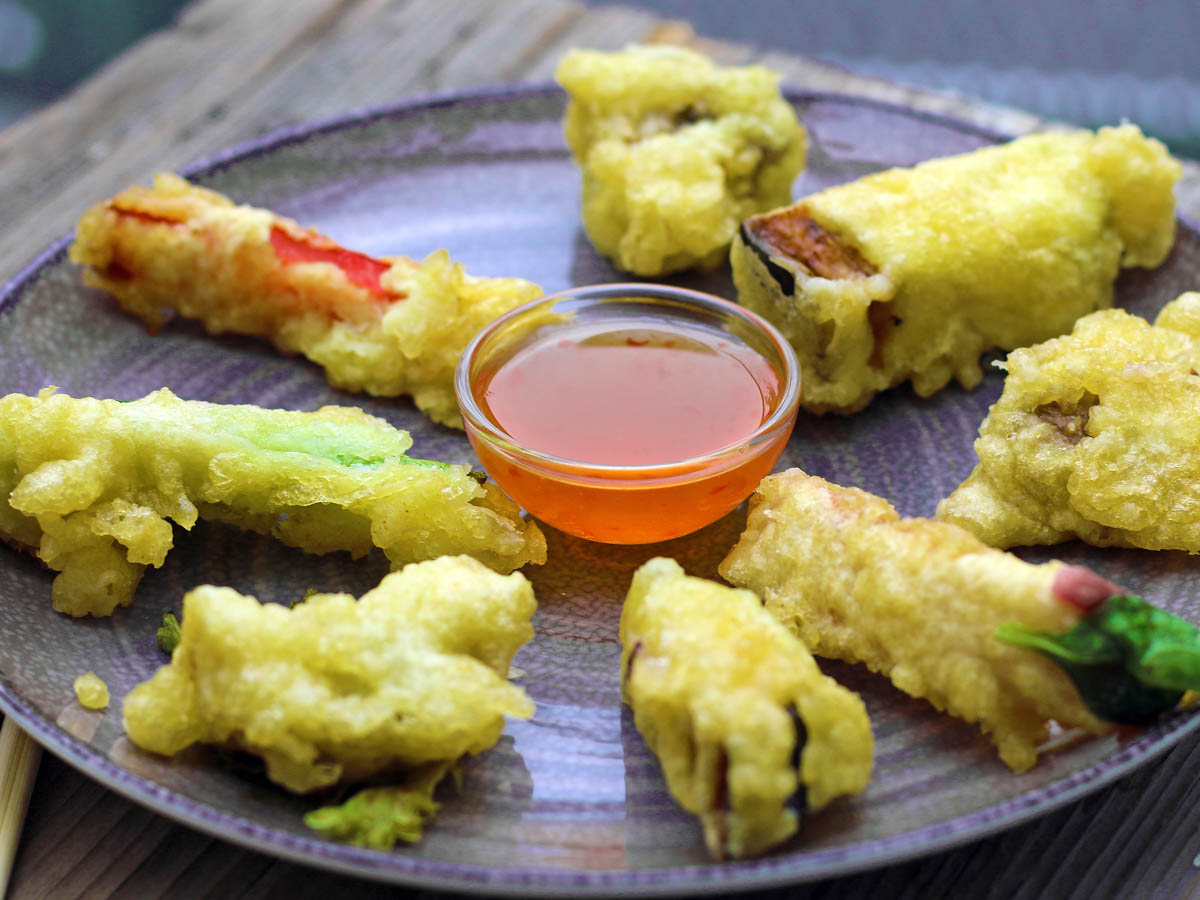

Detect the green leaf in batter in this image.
[996,595,1200,725]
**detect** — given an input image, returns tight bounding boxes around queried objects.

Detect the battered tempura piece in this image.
[939,293,1200,551]
[620,558,872,859]
[732,125,1180,413]
[719,470,1200,772]
[123,556,535,847]
[0,388,546,617]
[69,173,542,428]
[556,45,806,276]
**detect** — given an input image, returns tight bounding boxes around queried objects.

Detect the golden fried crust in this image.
[719,471,1107,772]
[69,173,542,428]
[732,125,1181,414]
[123,556,535,792]
[556,45,807,277]
[0,388,545,616]
[939,293,1200,551]
[620,557,872,859]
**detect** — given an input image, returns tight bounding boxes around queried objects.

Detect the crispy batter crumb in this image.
[74,672,109,710]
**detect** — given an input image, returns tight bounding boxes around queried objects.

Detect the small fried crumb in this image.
[73,672,110,710]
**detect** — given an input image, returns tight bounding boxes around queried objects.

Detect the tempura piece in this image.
[69,173,542,428]
[556,45,806,276]
[732,124,1181,413]
[719,470,1200,772]
[620,557,872,859]
[0,387,546,617]
[939,293,1200,551]
[123,556,535,846]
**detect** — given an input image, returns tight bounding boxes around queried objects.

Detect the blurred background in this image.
[2,0,1199,158]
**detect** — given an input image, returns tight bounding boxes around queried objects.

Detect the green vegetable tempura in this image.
[0,387,546,616]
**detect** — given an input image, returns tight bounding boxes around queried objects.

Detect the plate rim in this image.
[2,81,1199,896]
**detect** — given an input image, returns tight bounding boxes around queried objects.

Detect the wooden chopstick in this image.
[0,717,40,898]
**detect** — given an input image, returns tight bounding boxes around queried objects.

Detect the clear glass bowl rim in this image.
[454,282,802,476]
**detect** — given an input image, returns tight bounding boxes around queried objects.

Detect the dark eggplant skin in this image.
[738,222,796,296]
[786,705,808,821]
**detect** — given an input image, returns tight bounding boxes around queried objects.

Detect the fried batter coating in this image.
[556,45,806,276]
[939,293,1200,551]
[620,558,871,859]
[305,760,451,849]
[732,124,1180,413]
[69,173,542,428]
[123,556,535,797]
[719,470,1111,772]
[73,672,109,710]
[0,388,545,617]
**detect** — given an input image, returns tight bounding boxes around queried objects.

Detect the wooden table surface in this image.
[4,1,1200,897]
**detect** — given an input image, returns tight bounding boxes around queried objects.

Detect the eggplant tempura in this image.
[732,124,1180,413]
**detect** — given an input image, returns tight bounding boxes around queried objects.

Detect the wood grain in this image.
[3,0,1200,897]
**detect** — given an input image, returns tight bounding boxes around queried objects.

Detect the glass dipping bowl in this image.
[455,283,801,544]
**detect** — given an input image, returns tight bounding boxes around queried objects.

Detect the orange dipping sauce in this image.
[456,285,800,544]
[478,321,781,465]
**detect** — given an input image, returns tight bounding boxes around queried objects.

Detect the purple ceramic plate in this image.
[1,85,1199,896]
